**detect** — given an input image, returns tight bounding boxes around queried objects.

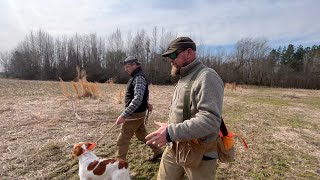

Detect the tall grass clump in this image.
[60,66,101,99]
[117,88,124,104]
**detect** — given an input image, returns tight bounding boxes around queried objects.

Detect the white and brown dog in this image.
[72,142,131,180]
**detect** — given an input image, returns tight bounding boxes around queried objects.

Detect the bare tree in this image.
[233,37,270,84]
[56,36,68,79]
[0,52,11,77]
[106,29,126,82]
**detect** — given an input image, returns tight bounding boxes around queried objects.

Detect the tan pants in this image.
[157,146,217,180]
[116,111,162,160]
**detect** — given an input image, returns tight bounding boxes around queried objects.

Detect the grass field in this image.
[0,78,319,179]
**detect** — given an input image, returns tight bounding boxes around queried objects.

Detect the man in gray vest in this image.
[115,56,163,162]
[146,37,224,179]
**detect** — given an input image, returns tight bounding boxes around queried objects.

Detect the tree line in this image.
[0,28,319,89]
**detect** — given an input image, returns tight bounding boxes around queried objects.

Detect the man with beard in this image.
[145,37,224,180]
[115,56,163,162]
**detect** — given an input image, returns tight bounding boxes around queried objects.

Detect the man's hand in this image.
[116,115,125,125]
[145,122,168,147]
[147,103,153,112]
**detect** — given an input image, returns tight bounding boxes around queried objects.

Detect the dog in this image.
[72,142,131,180]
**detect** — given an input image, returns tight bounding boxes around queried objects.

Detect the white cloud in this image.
[0,0,319,52]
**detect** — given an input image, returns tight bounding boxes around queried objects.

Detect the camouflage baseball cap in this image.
[122,56,141,65]
[162,37,196,57]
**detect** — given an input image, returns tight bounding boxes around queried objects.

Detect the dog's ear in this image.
[73,145,83,157]
[84,142,92,148]
[84,142,96,150]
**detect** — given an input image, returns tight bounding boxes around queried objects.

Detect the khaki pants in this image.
[157,146,217,180]
[116,111,162,160]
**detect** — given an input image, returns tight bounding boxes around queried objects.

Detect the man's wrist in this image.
[121,112,128,118]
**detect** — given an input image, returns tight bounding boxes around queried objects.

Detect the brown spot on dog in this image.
[117,159,128,169]
[93,159,117,175]
[72,145,83,157]
[84,142,92,149]
[87,160,99,171]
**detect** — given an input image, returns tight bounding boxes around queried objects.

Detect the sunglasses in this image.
[168,49,185,60]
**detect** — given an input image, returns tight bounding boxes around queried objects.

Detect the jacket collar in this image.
[130,67,142,77]
[179,59,202,78]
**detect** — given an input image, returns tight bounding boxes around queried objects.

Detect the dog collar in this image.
[81,142,97,155]
[87,142,97,150]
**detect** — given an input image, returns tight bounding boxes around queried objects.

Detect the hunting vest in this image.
[125,67,149,113]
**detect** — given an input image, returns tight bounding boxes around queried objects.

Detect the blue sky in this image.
[0,0,319,52]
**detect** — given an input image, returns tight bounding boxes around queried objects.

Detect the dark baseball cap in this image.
[122,56,141,65]
[162,37,196,57]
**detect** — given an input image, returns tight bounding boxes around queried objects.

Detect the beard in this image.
[171,64,180,77]
[170,60,189,77]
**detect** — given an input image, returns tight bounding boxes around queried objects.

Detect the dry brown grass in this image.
[59,77,71,97]
[225,82,237,91]
[117,88,124,104]
[74,80,101,99]
[60,78,101,99]
[0,78,319,179]
[106,78,115,84]
[67,66,101,99]
[225,82,245,91]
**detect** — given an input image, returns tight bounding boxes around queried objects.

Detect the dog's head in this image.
[72,142,97,158]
